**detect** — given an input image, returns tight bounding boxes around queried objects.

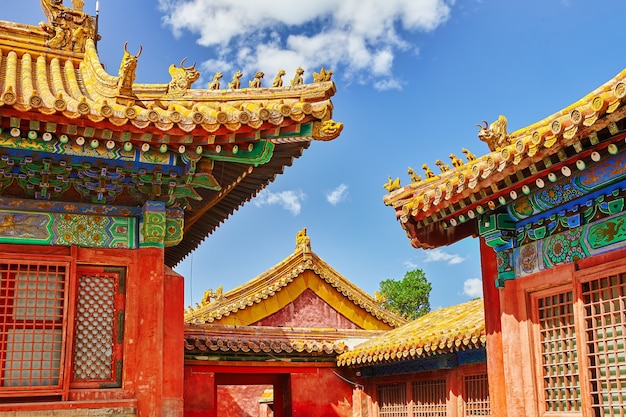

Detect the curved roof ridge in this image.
[185,231,407,327]
[383,68,626,249]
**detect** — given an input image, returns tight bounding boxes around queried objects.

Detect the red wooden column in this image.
[479,238,507,417]
[134,246,166,417]
[163,266,185,416]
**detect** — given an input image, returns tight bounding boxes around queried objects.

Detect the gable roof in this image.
[184,229,407,330]
[0,6,342,266]
[383,69,626,250]
[337,298,485,367]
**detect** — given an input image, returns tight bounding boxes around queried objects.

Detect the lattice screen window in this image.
[464,373,490,416]
[71,268,124,388]
[412,379,446,417]
[378,382,408,417]
[536,290,581,413]
[582,274,626,417]
[0,263,66,389]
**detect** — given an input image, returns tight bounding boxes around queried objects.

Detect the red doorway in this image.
[215,373,291,417]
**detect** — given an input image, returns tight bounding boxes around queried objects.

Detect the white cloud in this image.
[403,260,418,269]
[463,278,483,298]
[253,190,306,215]
[423,248,464,265]
[326,184,348,205]
[158,0,453,88]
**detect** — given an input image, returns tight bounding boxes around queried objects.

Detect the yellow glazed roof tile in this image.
[336,298,485,367]
[382,69,626,249]
[185,229,407,329]
[0,37,341,143]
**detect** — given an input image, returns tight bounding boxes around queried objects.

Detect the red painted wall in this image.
[483,242,626,417]
[290,368,353,417]
[217,385,271,416]
[252,289,359,329]
[0,244,185,417]
[183,364,353,417]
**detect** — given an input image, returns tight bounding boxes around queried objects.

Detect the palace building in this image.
[384,66,626,416]
[184,228,406,417]
[0,2,341,416]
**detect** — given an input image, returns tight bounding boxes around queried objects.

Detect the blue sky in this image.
[5,1,626,311]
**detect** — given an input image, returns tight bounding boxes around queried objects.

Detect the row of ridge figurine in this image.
[206,66,334,90]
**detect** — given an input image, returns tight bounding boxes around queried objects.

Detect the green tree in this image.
[377,269,432,320]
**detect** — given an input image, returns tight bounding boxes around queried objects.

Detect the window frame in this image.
[529,285,585,416]
[524,256,626,417]
[0,257,72,398]
[70,266,125,389]
[462,371,491,416]
[0,251,127,400]
[373,365,488,417]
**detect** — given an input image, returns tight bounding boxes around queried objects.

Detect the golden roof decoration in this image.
[0,34,342,143]
[40,0,98,53]
[228,71,243,89]
[184,229,407,328]
[208,72,223,90]
[476,115,510,152]
[165,58,200,98]
[313,67,334,83]
[272,69,286,87]
[337,298,485,367]
[383,68,626,249]
[291,67,305,86]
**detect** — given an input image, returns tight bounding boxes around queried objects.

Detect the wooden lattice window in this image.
[378,382,408,417]
[582,274,626,417]
[71,267,125,388]
[464,373,490,416]
[0,262,67,390]
[535,290,581,413]
[412,379,446,417]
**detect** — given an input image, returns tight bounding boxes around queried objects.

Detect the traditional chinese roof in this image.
[0,4,342,266]
[184,229,407,329]
[184,323,381,360]
[337,298,485,367]
[383,69,626,249]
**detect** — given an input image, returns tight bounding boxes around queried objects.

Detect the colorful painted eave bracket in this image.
[383,68,626,249]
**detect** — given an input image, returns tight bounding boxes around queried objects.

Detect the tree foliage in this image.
[378,269,432,320]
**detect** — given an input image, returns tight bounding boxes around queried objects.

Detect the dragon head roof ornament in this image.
[166,57,200,98]
[477,115,510,152]
[117,42,142,98]
[40,0,99,52]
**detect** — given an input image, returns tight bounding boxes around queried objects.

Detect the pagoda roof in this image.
[383,68,626,249]
[336,298,485,367]
[0,6,342,266]
[185,229,407,329]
